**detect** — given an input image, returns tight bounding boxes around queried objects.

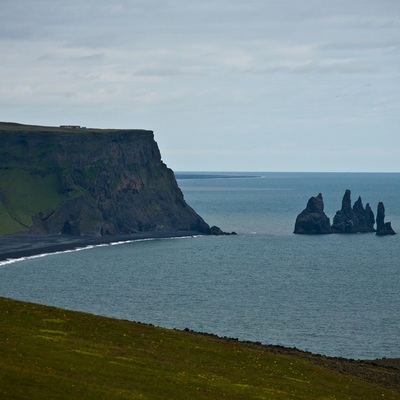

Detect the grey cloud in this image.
[37,52,106,62]
[133,65,182,77]
[72,53,106,62]
[248,59,378,75]
[321,38,400,52]
[1,0,400,171]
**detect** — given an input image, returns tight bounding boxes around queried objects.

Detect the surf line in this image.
[0,235,200,267]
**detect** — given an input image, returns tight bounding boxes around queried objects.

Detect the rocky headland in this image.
[294,189,396,235]
[0,122,227,242]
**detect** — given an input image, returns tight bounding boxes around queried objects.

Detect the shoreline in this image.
[0,231,203,262]
[1,232,399,371]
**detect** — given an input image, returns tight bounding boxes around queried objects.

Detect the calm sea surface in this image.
[1,172,399,359]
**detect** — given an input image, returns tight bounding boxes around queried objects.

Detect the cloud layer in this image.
[1,0,399,171]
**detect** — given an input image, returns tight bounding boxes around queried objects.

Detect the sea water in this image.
[0,172,399,360]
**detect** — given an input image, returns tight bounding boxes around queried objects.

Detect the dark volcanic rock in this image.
[294,193,332,234]
[331,190,375,233]
[209,225,237,236]
[0,123,212,236]
[376,202,396,236]
[295,189,395,236]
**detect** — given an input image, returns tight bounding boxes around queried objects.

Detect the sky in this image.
[1,1,400,172]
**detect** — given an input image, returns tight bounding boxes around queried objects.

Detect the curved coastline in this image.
[0,231,202,264]
[0,231,400,369]
[1,232,400,381]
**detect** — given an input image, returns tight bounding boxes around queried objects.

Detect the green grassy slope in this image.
[0,122,145,235]
[0,124,70,234]
[0,169,67,234]
[1,297,399,399]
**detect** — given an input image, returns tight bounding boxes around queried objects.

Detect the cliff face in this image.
[0,122,210,236]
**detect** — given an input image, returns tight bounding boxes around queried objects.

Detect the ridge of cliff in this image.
[0,122,211,236]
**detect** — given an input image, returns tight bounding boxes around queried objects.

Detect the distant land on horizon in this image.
[175,171,400,176]
[174,173,261,179]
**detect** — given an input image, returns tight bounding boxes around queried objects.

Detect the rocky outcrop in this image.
[209,225,237,236]
[294,189,395,236]
[0,122,213,236]
[331,190,375,233]
[376,202,396,236]
[293,193,332,234]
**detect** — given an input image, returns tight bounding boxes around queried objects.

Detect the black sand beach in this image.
[0,231,201,262]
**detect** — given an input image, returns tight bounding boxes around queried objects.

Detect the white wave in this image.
[110,239,150,246]
[0,235,199,267]
[0,244,107,267]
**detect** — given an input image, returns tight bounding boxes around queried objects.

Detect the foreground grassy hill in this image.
[1,297,399,399]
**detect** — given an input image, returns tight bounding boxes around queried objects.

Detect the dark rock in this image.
[294,193,332,234]
[341,188,352,212]
[209,225,237,236]
[295,189,395,236]
[376,202,396,236]
[331,190,375,233]
[0,123,215,236]
[365,203,376,227]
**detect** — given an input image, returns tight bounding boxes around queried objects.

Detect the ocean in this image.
[0,172,399,360]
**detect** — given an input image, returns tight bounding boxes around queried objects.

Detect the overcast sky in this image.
[1,1,399,172]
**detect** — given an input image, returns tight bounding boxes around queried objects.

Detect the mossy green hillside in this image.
[0,125,99,234]
[1,297,399,399]
[0,169,67,234]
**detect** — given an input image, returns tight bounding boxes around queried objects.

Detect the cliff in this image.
[0,122,211,236]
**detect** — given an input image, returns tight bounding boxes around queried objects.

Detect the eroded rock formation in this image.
[293,193,332,234]
[376,202,396,236]
[294,189,395,236]
[331,190,375,233]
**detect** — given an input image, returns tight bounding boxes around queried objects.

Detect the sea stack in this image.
[376,202,396,236]
[294,190,396,236]
[331,190,375,233]
[293,193,332,234]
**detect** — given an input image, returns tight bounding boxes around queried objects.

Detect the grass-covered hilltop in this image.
[0,122,210,236]
[1,297,399,399]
